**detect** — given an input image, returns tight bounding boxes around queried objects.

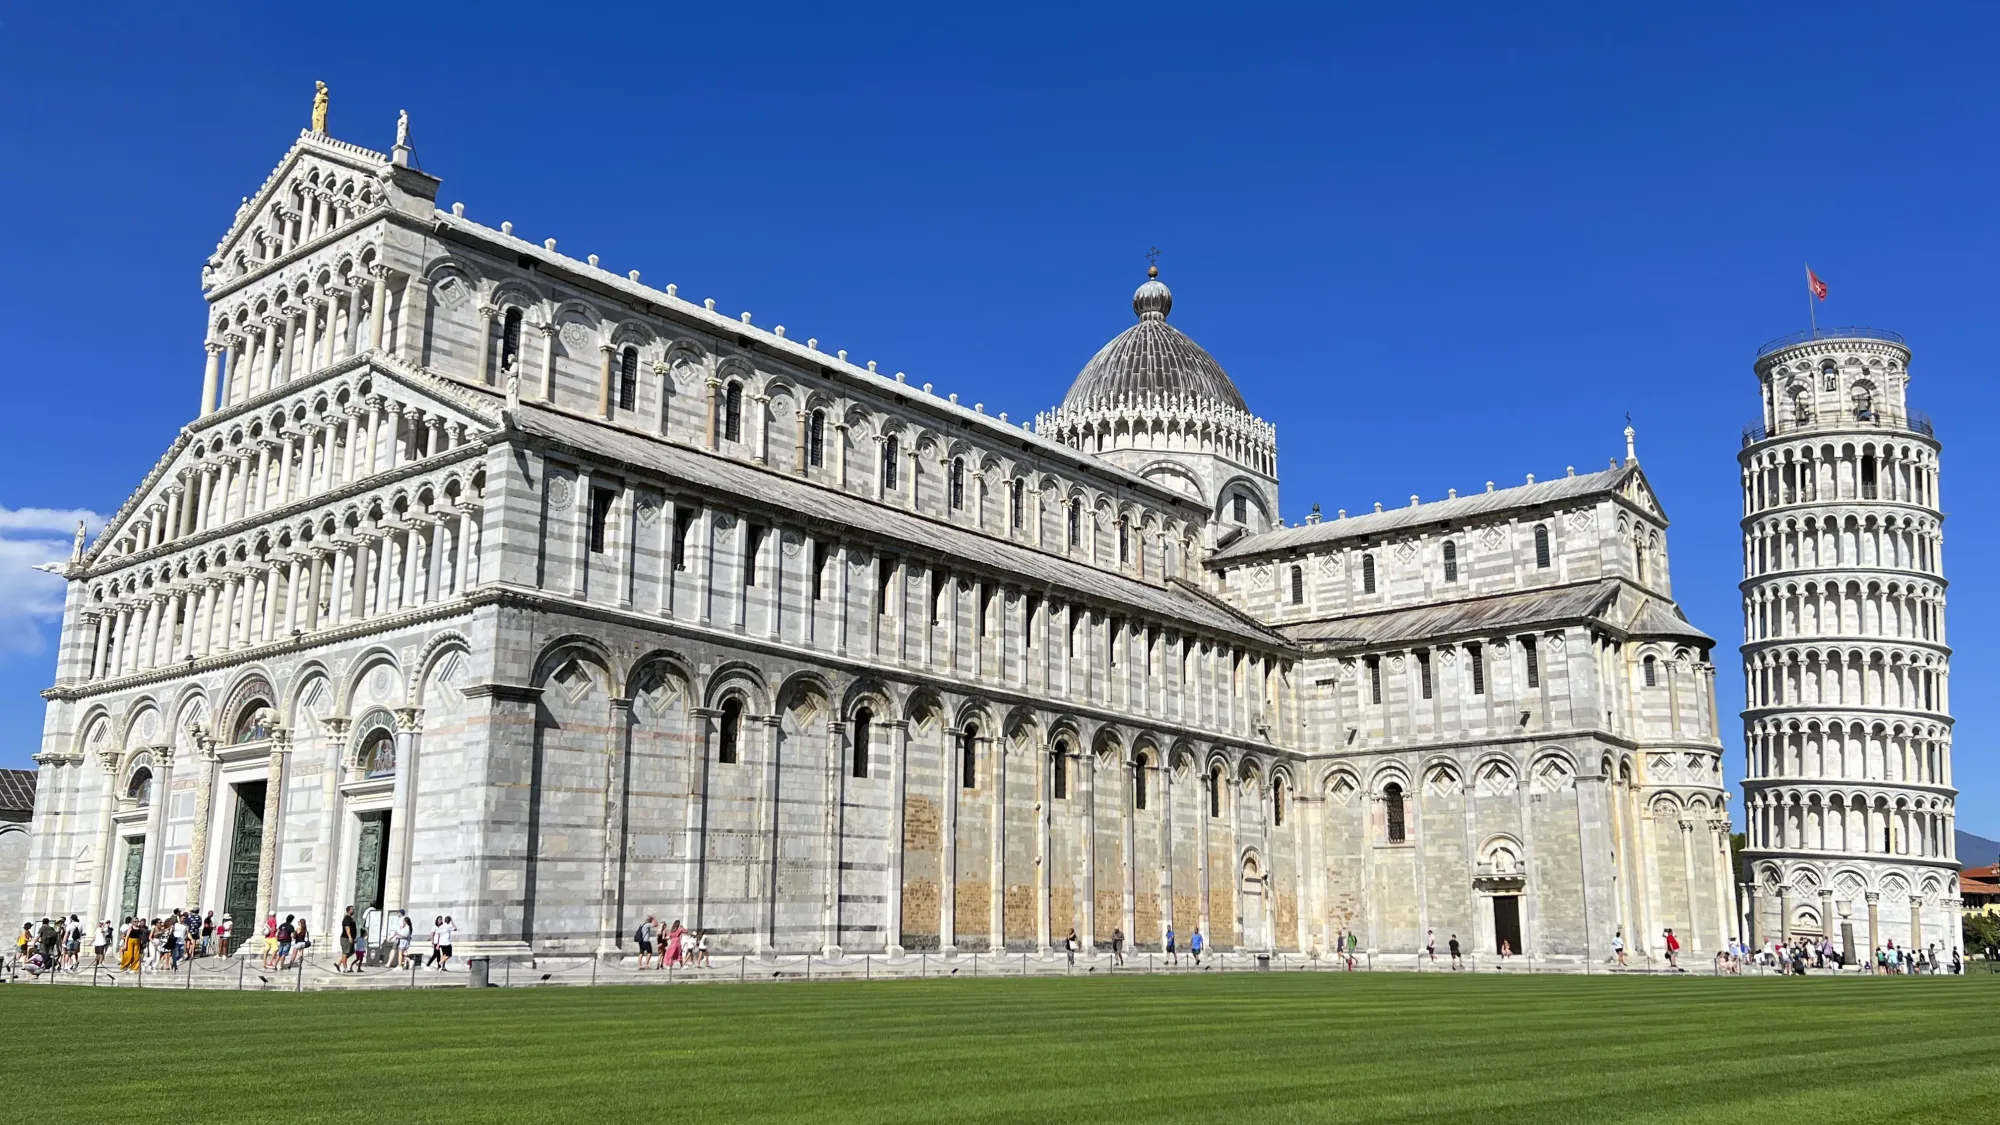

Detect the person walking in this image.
[92,919,110,968]
[426,915,444,969]
[1190,928,1204,966]
[1663,928,1681,971]
[636,915,656,967]
[1165,925,1178,966]
[436,916,455,971]
[396,911,414,969]
[1425,930,1437,966]
[1448,934,1463,970]
[337,906,359,973]
[1111,927,1125,967]
[1612,928,1628,967]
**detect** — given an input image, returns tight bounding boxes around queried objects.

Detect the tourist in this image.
[216,914,233,958]
[664,918,685,969]
[1611,928,1627,967]
[436,915,456,970]
[1064,928,1078,967]
[426,915,445,968]
[1448,934,1463,970]
[1426,930,1437,966]
[694,930,710,967]
[338,906,359,972]
[120,916,142,971]
[1111,927,1125,967]
[1663,928,1680,971]
[261,915,280,969]
[361,906,382,965]
[92,919,110,968]
[199,911,216,957]
[635,914,656,967]
[396,911,415,969]
[1498,938,1512,963]
[1190,928,1204,966]
[14,923,29,972]
[170,911,190,969]
[1165,925,1177,966]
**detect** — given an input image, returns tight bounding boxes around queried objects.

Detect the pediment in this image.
[207,132,390,291]
[1619,469,1665,520]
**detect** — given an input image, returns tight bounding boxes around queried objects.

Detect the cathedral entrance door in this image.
[1492,895,1522,955]
[118,837,145,922]
[353,812,390,913]
[222,781,266,951]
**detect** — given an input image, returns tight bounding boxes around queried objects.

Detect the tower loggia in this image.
[1737,328,1958,958]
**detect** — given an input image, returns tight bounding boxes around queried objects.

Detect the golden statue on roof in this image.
[311,81,329,134]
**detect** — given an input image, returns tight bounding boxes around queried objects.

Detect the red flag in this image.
[1806,266,1828,300]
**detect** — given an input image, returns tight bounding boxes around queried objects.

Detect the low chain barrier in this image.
[4,943,1972,991]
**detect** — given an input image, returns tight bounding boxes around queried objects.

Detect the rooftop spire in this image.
[1624,413,1638,465]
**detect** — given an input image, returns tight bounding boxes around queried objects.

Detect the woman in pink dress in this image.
[664,920,684,969]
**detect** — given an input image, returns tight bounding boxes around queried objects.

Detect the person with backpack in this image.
[635,915,656,967]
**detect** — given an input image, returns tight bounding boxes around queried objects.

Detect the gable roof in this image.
[0,769,36,815]
[508,404,1292,651]
[1212,462,1662,563]
[1273,578,1713,652]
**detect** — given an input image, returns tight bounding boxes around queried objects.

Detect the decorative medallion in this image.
[1480,526,1505,550]
[137,711,159,742]
[712,513,735,532]
[1389,654,1406,672]
[547,476,573,511]
[1394,541,1418,562]
[1546,633,1565,652]
[1568,509,1594,532]
[670,355,699,386]
[1318,553,1339,576]
[636,497,661,527]
[559,321,593,351]
[369,666,393,701]
[781,530,804,557]
[1253,564,1272,589]
[434,275,471,311]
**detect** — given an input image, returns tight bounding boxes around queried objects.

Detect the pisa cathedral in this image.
[18,115,1737,965]
[1736,330,1958,955]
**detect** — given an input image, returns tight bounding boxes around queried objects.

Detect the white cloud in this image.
[0,506,108,655]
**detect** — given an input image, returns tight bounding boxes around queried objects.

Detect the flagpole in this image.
[1804,263,1819,337]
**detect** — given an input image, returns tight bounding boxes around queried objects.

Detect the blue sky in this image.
[1,3,1993,833]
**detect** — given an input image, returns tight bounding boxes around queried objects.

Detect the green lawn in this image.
[1,972,1990,1123]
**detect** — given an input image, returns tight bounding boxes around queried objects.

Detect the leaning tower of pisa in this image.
[1738,328,1958,961]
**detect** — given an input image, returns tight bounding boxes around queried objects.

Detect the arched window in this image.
[949,457,965,510]
[808,410,825,467]
[617,346,638,412]
[1384,782,1406,843]
[500,307,523,373]
[723,381,743,442]
[718,698,742,764]
[1443,541,1458,582]
[882,437,900,490]
[1068,500,1081,547]
[1822,360,1838,391]
[1289,564,1304,605]
[960,724,977,789]
[358,728,396,778]
[1119,521,1130,563]
[1273,780,1286,826]
[1634,539,1647,581]
[1643,655,1658,687]
[1010,479,1024,529]
[851,708,871,779]
[1052,742,1068,800]
[1534,526,1551,569]
[1133,753,1149,810]
[126,765,153,805]
[1362,553,1376,594]
[1209,766,1223,818]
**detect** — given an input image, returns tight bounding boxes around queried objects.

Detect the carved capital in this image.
[393,706,424,734]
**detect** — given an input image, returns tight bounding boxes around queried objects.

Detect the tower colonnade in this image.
[1737,330,1958,958]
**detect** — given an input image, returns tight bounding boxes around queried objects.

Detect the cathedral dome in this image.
[1059,269,1249,414]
